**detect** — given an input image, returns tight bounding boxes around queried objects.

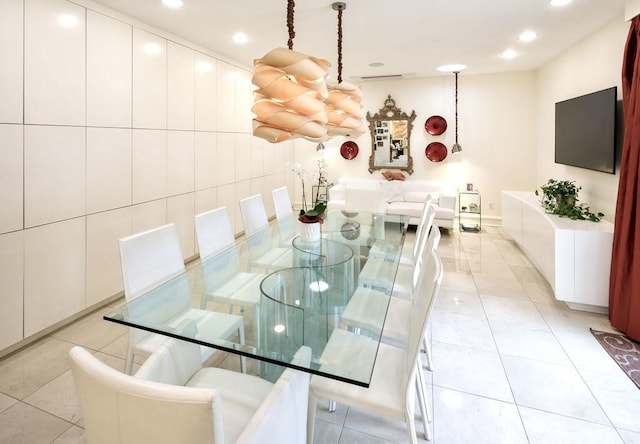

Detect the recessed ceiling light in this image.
[162,0,183,8]
[232,32,248,44]
[519,30,537,43]
[550,0,572,6]
[437,64,467,73]
[500,49,519,60]
[369,62,384,67]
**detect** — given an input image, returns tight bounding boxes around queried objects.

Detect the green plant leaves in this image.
[536,179,604,222]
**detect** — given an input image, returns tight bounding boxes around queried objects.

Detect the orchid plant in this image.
[286,160,327,223]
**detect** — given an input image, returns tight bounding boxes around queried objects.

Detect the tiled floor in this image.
[1,226,640,443]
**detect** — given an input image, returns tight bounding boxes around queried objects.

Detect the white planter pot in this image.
[299,221,321,242]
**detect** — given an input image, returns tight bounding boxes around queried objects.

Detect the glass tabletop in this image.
[104,209,408,387]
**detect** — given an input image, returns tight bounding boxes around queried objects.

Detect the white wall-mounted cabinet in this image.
[0,0,289,357]
[24,217,86,337]
[0,124,23,234]
[502,191,613,312]
[0,231,24,350]
[87,11,132,128]
[0,0,23,124]
[24,125,86,228]
[25,0,85,126]
[133,29,167,129]
[168,42,195,130]
[195,53,217,131]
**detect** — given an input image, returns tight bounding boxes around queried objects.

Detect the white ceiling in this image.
[89,0,625,80]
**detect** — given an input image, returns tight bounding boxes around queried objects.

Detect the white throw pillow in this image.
[382,181,404,202]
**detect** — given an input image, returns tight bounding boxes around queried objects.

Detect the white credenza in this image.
[501,191,613,313]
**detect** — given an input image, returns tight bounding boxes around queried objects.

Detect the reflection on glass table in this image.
[103,210,408,387]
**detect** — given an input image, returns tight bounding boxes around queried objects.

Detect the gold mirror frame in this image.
[367,95,417,174]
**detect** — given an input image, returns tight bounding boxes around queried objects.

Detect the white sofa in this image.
[327,177,457,229]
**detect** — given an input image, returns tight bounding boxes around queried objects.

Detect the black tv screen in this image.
[554,86,617,174]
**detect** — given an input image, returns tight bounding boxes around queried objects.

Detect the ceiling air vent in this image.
[350,73,415,82]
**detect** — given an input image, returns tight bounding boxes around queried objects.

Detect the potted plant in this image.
[287,160,328,241]
[535,179,604,222]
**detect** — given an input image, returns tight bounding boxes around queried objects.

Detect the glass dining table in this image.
[104,209,408,387]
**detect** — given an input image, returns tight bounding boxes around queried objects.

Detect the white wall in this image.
[0,0,293,354]
[536,17,629,222]
[296,72,538,222]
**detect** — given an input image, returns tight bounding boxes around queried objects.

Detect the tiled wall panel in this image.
[168,130,195,196]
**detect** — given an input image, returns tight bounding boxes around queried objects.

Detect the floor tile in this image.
[24,369,82,424]
[432,341,514,402]
[489,318,571,366]
[52,425,87,443]
[553,329,624,374]
[0,401,71,444]
[480,294,547,326]
[432,386,528,444]
[0,392,17,413]
[619,428,640,443]
[473,274,528,299]
[434,288,485,318]
[501,355,610,425]
[580,368,640,432]
[519,406,624,443]
[430,309,497,352]
[344,406,425,443]
[52,308,127,351]
[0,336,75,399]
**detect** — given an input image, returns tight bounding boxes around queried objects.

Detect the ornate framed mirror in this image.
[367,95,416,174]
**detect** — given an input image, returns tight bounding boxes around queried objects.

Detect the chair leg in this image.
[307,393,318,444]
[405,406,419,444]
[238,325,247,374]
[124,347,135,375]
[422,332,433,371]
[328,400,337,412]
[416,362,433,427]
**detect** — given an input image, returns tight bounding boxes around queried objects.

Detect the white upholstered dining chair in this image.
[308,249,443,444]
[239,194,293,272]
[194,207,265,346]
[70,340,311,444]
[119,223,245,374]
[272,186,297,245]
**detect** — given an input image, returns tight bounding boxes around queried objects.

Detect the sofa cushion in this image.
[381,181,404,203]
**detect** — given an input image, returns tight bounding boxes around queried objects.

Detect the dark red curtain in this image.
[610,16,640,341]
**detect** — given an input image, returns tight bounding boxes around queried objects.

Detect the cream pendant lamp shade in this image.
[251,1,331,143]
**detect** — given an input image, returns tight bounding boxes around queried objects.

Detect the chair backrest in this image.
[235,346,312,444]
[413,197,435,258]
[69,345,223,444]
[345,188,387,213]
[119,224,185,301]
[272,186,294,221]
[194,207,235,261]
[135,339,312,444]
[403,250,443,411]
[239,194,270,236]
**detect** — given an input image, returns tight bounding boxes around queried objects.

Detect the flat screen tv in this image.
[554,86,617,174]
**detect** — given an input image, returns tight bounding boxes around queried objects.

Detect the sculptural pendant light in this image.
[325,2,366,138]
[251,0,331,143]
[451,71,463,153]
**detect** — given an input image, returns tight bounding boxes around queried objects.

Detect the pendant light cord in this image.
[337,6,343,83]
[454,71,459,144]
[287,0,295,50]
